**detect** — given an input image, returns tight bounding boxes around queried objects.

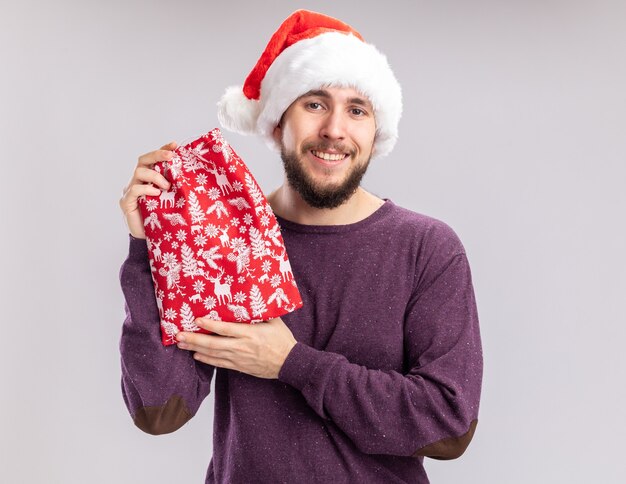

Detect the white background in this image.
[1,1,625,482]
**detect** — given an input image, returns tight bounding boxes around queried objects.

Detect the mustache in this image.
[301,141,356,157]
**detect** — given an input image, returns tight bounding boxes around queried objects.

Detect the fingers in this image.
[177,332,236,356]
[119,183,161,207]
[137,147,176,168]
[194,318,240,337]
[136,141,178,171]
[159,141,178,150]
[120,168,170,204]
[133,165,171,190]
[118,140,178,238]
[123,142,177,196]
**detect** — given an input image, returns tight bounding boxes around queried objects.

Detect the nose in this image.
[319,109,346,141]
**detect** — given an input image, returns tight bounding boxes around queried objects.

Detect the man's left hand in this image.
[175,317,297,379]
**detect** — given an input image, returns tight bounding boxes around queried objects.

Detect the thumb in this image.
[160,141,178,150]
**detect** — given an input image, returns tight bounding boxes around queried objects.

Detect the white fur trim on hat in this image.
[217,85,261,135]
[219,32,403,159]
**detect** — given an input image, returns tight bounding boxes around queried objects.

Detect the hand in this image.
[175,317,298,379]
[119,141,177,239]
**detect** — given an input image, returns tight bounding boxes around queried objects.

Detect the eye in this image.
[350,107,366,116]
[307,102,323,110]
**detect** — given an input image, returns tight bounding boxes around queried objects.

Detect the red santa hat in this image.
[217,9,402,158]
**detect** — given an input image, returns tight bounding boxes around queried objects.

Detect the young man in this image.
[118,10,483,483]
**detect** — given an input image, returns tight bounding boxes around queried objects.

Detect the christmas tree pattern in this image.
[138,128,303,345]
[249,285,268,318]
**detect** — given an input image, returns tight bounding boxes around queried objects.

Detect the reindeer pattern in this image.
[137,128,303,345]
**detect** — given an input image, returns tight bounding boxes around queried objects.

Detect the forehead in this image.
[296,86,374,110]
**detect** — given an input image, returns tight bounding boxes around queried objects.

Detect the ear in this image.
[272,123,282,145]
[371,131,378,156]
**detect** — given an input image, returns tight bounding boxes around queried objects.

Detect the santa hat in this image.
[217,9,402,158]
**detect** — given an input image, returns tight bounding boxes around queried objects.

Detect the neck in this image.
[267,183,385,226]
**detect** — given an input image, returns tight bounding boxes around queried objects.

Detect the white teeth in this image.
[312,150,346,161]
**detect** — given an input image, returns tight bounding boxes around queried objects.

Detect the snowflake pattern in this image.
[193,280,206,293]
[203,296,217,310]
[207,187,221,200]
[194,234,207,247]
[162,252,177,267]
[138,128,302,346]
[230,237,246,252]
[205,224,219,237]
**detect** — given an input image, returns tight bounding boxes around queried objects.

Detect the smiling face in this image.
[272,86,377,209]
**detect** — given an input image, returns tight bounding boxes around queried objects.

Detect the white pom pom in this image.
[217,86,261,135]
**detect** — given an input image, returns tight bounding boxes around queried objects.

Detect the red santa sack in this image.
[138,128,303,345]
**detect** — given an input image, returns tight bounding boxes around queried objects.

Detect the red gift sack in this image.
[138,128,303,345]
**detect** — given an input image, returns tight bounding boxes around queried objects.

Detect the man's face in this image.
[272,86,377,209]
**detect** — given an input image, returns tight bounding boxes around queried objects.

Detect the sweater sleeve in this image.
[277,251,483,459]
[119,234,214,435]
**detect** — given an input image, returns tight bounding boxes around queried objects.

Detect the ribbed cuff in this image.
[128,233,149,262]
[278,342,324,391]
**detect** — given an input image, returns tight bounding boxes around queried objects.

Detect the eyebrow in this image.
[298,89,373,110]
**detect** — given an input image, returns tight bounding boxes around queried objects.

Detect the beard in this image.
[279,141,372,209]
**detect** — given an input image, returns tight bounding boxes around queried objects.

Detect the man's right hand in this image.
[119,141,177,239]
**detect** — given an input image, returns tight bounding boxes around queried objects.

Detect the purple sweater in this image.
[119,199,483,483]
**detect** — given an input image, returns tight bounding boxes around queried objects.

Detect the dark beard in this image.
[280,144,371,209]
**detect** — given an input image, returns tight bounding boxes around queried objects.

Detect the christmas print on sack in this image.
[138,128,303,345]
